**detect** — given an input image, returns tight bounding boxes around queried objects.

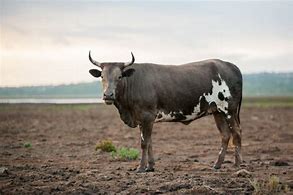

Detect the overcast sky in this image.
[1,0,292,87]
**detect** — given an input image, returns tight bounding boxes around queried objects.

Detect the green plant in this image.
[95,139,116,152]
[24,142,32,148]
[111,147,139,160]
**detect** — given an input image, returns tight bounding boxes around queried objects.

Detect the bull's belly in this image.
[155,73,232,123]
[154,108,207,123]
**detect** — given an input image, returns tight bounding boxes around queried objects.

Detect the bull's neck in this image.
[114,78,128,106]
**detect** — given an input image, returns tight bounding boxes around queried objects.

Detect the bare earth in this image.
[0,104,292,194]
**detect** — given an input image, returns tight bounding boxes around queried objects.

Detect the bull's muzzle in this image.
[103,92,115,105]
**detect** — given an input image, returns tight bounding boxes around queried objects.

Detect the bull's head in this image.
[89,51,135,105]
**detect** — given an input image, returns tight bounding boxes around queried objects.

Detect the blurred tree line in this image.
[0,73,292,98]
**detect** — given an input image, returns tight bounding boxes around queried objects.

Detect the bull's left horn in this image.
[124,52,135,67]
[89,50,101,67]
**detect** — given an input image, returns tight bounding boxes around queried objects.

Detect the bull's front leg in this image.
[137,121,154,173]
[147,138,155,171]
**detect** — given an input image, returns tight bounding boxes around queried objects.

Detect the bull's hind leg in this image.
[227,116,242,167]
[213,112,231,169]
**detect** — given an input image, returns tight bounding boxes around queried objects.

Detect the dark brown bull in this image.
[89,51,243,172]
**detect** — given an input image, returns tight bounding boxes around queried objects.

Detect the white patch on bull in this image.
[180,74,232,121]
[219,147,224,155]
[155,74,232,123]
[182,97,202,121]
[203,74,231,114]
[155,100,202,123]
[155,111,176,122]
[140,132,144,141]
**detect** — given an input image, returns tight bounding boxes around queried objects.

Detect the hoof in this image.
[145,167,155,172]
[213,164,221,169]
[136,167,154,173]
[136,167,146,173]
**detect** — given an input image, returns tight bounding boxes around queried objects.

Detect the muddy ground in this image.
[0,104,292,194]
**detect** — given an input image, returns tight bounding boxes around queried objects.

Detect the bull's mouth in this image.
[104,99,114,105]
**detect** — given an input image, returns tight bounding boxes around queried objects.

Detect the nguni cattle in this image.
[89,51,243,172]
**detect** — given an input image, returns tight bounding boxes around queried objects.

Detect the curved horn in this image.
[124,52,135,67]
[89,50,101,67]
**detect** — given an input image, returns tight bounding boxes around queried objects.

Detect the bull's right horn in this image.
[124,52,135,67]
[89,51,101,68]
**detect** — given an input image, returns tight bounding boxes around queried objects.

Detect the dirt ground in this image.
[0,104,292,194]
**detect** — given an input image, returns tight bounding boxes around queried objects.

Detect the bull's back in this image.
[131,60,241,101]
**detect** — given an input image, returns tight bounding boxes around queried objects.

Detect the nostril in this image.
[104,92,114,98]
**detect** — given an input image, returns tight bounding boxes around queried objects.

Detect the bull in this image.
[89,51,243,172]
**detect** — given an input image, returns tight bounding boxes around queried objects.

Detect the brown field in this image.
[0,102,293,194]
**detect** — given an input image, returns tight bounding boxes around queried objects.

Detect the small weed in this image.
[95,140,139,160]
[249,175,290,194]
[249,178,261,193]
[284,185,290,193]
[268,175,280,192]
[23,142,32,148]
[95,139,116,152]
[111,147,139,160]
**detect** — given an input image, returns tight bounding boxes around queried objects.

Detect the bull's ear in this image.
[89,69,101,78]
[122,68,135,77]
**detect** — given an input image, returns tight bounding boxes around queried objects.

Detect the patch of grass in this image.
[23,142,32,148]
[243,97,293,108]
[111,147,139,161]
[49,104,96,111]
[249,175,290,194]
[95,139,116,152]
[95,140,139,161]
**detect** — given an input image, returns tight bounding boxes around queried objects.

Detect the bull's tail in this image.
[237,95,242,124]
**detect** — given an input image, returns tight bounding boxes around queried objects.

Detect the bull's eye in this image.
[101,75,104,79]
[118,75,122,80]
